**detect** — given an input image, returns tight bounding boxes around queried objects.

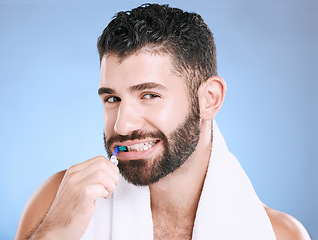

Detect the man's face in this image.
[99,52,200,186]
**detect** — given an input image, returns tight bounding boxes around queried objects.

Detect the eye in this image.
[142,93,160,100]
[104,96,121,103]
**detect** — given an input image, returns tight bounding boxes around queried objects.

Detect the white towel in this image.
[81,120,276,239]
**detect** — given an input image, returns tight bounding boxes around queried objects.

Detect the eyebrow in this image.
[98,82,167,96]
[129,82,167,92]
[98,87,115,95]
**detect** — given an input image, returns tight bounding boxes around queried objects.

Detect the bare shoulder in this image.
[15,170,66,240]
[264,205,311,240]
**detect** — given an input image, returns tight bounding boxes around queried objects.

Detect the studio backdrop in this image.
[0,0,316,239]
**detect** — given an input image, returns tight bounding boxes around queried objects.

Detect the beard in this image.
[104,103,201,186]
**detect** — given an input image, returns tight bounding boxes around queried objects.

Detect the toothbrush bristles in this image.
[118,146,128,152]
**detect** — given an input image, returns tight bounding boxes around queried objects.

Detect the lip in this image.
[112,139,161,160]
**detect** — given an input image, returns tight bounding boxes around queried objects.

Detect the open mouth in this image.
[123,140,158,152]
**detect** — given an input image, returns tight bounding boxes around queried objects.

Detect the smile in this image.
[125,141,157,152]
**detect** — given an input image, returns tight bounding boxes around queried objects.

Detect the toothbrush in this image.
[110,146,128,165]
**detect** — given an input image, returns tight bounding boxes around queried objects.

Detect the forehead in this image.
[99,52,186,90]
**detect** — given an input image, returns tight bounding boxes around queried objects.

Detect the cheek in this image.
[103,110,117,137]
[145,98,189,134]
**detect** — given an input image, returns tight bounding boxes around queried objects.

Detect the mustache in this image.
[104,130,167,149]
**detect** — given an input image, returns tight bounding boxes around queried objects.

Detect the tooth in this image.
[125,141,156,152]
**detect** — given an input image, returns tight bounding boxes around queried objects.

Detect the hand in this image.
[32,156,119,240]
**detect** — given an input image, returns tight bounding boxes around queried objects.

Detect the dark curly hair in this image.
[97,3,217,102]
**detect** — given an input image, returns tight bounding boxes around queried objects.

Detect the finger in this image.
[79,184,109,208]
[79,169,118,194]
[69,159,120,187]
[66,156,108,175]
[85,156,119,176]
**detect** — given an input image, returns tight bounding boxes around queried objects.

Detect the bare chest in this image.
[152,213,195,240]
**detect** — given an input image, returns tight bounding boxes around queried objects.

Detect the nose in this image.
[114,101,144,136]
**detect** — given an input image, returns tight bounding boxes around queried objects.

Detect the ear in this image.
[198,76,226,120]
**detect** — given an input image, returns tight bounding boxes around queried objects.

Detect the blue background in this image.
[0,0,317,239]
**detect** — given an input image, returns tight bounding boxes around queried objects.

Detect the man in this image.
[15,4,310,240]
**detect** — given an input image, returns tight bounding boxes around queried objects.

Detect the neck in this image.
[149,120,212,217]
